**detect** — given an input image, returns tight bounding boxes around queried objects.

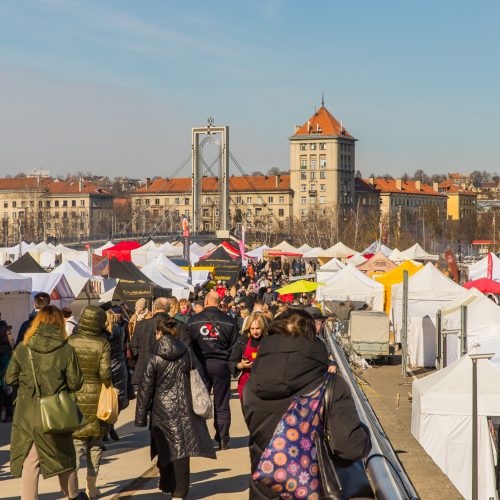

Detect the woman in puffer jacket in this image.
[68,305,111,500]
[135,318,215,500]
[103,308,129,440]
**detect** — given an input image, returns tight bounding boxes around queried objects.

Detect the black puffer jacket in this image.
[134,334,216,467]
[68,306,112,439]
[102,322,129,412]
[243,334,371,499]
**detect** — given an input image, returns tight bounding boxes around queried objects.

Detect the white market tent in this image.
[318,258,345,272]
[272,241,298,253]
[412,355,500,500]
[130,240,159,267]
[346,253,368,266]
[202,242,217,252]
[316,264,384,311]
[141,255,191,299]
[247,245,271,261]
[22,272,75,309]
[399,243,439,262]
[361,241,392,257]
[392,263,467,364]
[302,247,324,259]
[0,267,32,336]
[441,289,500,365]
[319,242,356,260]
[467,253,500,282]
[297,244,313,253]
[387,248,406,263]
[94,241,114,256]
[143,254,209,288]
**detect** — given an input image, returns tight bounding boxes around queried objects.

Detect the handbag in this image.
[28,347,83,434]
[187,348,213,419]
[96,383,119,424]
[316,374,375,499]
[253,380,327,499]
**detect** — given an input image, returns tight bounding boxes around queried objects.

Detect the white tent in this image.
[412,355,500,499]
[0,267,32,337]
[441,289,500,365]
[297,244,313,253]
[22,272,75,309]
[316,264,384,310]
[302,247,324,259]
[272,241,299,253]
[143,254,209,288]
[318,258,345,272]
[319,242,356,260]
[247,245,271,260]
[346,253,368,266]
[94,241,114,256]
[392,263,467,363]
[361,241,392,257]
[387,248,406,263]
[141,255,191,299]
[201,242,217,252]
[467,253,500,281]
[399,243,439,262]
[131,240,159,267]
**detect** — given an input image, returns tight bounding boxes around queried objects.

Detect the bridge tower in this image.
[191,119,230,236]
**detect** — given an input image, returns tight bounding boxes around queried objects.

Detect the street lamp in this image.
[470,352,494,500]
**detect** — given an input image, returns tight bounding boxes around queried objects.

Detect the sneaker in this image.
[109,428,120,441]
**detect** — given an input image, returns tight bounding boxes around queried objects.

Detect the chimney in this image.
[78,177,83,192]
[396,179,402,190]
[276,174,281,187]
[415,180,422,191]
[368,177,375,185]
[145,177,151,189]
[433,182,439,192]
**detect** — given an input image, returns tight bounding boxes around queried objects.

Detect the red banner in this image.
[444,250,459,283]
[92,254,109,277]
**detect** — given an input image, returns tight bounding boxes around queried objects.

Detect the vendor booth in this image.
[0,267,32,338]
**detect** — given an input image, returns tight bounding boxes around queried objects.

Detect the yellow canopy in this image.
[375,261,423,314]
[276,280,321,294]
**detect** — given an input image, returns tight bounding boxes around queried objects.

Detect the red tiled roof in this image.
[0,177,111,195]
[0,178,42,190]
[355,177,378,193]
[438,180,476,196]
[135,175,291,194]
[368,178,446,197]
[293,106,352,138]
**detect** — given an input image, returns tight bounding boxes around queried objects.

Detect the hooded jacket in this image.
[135,334,215,466]
[6,324,83,478]
[68,306,112,439]
[243,333,371,499]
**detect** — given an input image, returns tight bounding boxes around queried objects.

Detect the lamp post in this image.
[470,352,494,500]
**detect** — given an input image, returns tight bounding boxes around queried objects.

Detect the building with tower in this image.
[289,102,357,220]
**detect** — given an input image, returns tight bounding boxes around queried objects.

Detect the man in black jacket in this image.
[184,291,238,450]
[130,297,182,386]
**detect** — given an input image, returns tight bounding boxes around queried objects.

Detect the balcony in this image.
[309,190,317,197]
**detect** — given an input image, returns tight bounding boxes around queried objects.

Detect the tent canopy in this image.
[357,251,397,275]
[316,264,384,310]
[464,277,500,294]
[297,244,313,253]
[8,253,47,273]
[400,243,439,262]
[319,258,345,272]
[246,245,270,260]
[197,246,241,286]
[102,241,141,262]
[302,247,324,259]
[276,280,319,295]
[468,252,500,282]
[319,242,356,259]
[361,241,392,257]
[346,253,367,266]
[0,266,32,293]
[272,241,298,253]
[94,241,114,256]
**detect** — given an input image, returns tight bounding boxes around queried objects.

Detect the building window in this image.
[62,200,68,207]
[246,209,252,217]
[310,143,316,150]
[320,143,326,150]
[279,196,284,203]
[155,198,160,205]
[320,197,326,204]
[174,210,180,217]
[246,197,252,203]
[185,210,190,217]
[301,184,307,192]
[12,201,17,208]
[55,201,59,207]
[320,156,327,168]
[3,202,7,208]
[300,143,307,151]
[320,184,326,191]
[310,157,317,169]
[300,156,307,169]
[145,198,150,205]
[38,201,42,208]
[203,208,209,217]
[184,198,189,205]
[236,196,242,204]
[301,209,307,217]
[310,172,316,180]
[70,200,75,207]
[301,197,307,204]
[255,208,262,216]
[174,198,180,205]
[301,172,307,180]
[268,196,273,203]
[320,171,326,179]
[278,209,285,217]
[80,200,85,207]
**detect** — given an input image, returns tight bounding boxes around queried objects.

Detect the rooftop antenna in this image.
[321,92,324,108]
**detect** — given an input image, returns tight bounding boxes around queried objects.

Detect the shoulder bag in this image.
[186,347,213,419]
[28,347,83,434]
[316,374,375,499]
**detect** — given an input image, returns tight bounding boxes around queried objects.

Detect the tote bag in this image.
[187,348,213,419]
[253,380,327,499]
[96,383,119,424]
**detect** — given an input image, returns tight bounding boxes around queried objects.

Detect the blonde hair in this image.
[105,309,115,333]
[168,297,179,316]
[240,307,250,318]
[244,312,269,338]
[23,305,66,346]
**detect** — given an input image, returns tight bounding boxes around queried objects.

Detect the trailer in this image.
[348,310,392,361]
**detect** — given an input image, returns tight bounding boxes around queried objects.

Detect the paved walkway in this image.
[0,383,250,499]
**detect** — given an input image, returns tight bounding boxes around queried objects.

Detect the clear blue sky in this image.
[0,0,498,179]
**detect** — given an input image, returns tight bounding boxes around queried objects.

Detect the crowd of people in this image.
[1,258,371,500]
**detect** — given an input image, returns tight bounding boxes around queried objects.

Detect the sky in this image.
[0,0,499,179]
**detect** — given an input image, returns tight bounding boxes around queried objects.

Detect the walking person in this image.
[15,292,51,346]
[184,291,238,450]
[62,307,78,337]
[6,305,85,500]
[127,298,152,340]
[103,308,129,440]
[229,312,268,399]
[243,308,371,499]
[135,318,216,499]
[68,306,111,500]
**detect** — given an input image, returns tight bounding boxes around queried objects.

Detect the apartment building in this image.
[289,104,357,219]
[436,180,477,221]
[0,177,113,244]
[131,174,293,234]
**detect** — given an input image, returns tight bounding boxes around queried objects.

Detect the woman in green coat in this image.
[68,305,112,500]
[6,305,84,500]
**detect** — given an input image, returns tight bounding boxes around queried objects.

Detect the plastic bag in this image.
[96,384,119,424]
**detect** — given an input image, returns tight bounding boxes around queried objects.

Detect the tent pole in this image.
[442,333,447,369]
[460,305,467,357]
[401,270,409,376]
[436,310,442,369]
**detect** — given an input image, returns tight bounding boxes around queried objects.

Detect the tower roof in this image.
[293,105,353,138]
